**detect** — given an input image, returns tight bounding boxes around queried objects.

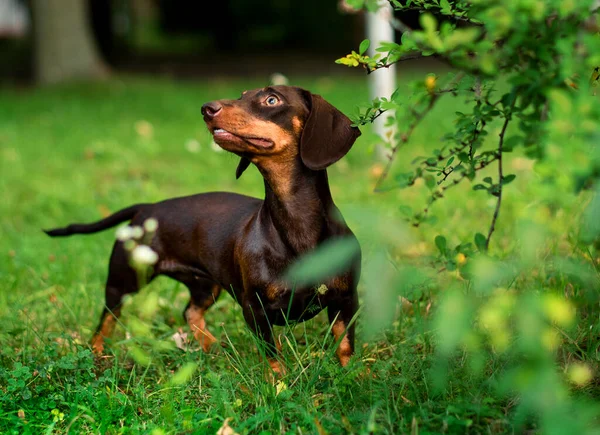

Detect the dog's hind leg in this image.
[183,279,222,352]
[91,242,149,354]
[328,290,358,367]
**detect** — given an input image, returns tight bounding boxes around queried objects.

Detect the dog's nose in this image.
[201,102,222,119]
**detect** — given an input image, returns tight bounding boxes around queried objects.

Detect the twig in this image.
[414,155,499,225]
[373,74,465,192]
[361,108,389,124]
[437,167,454,185]
[373,97,439,192]
[485,99,516,251]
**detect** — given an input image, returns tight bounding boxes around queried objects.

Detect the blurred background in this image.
[0,0,376,83]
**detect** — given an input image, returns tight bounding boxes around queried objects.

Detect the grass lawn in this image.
[0,74,598,434]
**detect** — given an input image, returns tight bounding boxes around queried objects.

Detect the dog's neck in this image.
[257,158,335,254]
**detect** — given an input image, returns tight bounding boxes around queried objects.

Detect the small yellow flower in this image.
[275,380,288,396]
[425,75,437,93]
[316,284,329,295]
[568,363,593,386]
[543,294,575,326]
[456,253,467,265]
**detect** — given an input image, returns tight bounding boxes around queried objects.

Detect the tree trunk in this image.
[32,0,108,84]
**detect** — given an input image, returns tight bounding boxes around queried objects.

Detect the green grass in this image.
[1,75,598,434]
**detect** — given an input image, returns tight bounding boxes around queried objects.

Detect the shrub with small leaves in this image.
[334,1,600,433]
[339,0,600,249]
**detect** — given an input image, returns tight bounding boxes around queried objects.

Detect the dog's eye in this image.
[265,95,280,106]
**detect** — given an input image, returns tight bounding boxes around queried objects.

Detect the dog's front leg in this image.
[241,303,285,375]
[327,291,358,367]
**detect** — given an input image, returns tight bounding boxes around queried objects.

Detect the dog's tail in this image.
[44,204,147,237]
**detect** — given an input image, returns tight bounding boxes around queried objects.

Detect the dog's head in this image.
[201,86,361,178]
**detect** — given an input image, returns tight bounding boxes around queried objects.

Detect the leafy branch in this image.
[485,96,516,251]
[372,73,465,193]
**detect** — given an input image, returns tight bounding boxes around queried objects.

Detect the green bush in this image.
[332,0,600,432]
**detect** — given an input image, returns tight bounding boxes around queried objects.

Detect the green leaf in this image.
[500,92,516,110]
[435,235,447,255]
[425,175,436,189]
[446,156,455,166]
[359,39,370,55]
[129,346,152,367]
[503,136,522,152]
[502,174,516,185]
[346,0,365,9]
[474,233,487,252]
[335,55,360,67]
[458,152,470,162]
[483,177,492,184]
[473,184,487,191]
[420,13,438,33]
[285,237,359,286]
[169,362,198,386]
[443,28,480,50]
[399,205,412,216]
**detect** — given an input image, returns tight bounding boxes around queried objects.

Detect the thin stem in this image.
[485,100,515,251]
[414,155,499,225]
[373,96,439,193]
[373,73,465,192]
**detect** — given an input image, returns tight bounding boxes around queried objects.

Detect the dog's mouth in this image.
[212,128,273,148]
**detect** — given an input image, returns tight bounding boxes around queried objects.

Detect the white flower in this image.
[131,245,158,266]
[116,226,134,241]
[185,139,201,153]
[270,73,289,86]
[131,226,144,239]
[143,218,158,233]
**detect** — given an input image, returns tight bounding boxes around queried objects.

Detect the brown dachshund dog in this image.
[44,86,361,372]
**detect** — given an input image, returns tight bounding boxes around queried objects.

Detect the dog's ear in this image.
[235,157,251,179]
[300,92,361,170]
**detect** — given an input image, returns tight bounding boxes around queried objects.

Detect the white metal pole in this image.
[366,0,396,158]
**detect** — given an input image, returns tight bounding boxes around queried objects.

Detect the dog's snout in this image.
[201,102,222,119]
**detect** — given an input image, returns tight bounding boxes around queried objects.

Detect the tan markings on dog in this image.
[328,275,350,292]
[217,106,302,198]
[221,106,296,152]
[291,116,303,135]
[266,283,283,300]
[91,308,121,354]
[186,304,218,352]
[199,284,221,309]
[332,319,353,367]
